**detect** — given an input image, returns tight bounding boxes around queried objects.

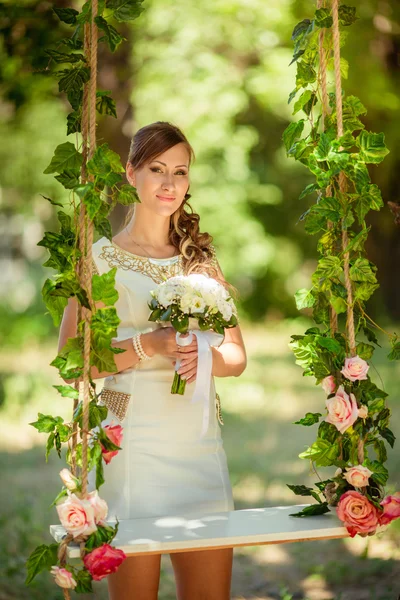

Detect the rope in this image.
[317,0,338,337]
[332,0,356,357]
[81,0,98,501]
[59,7,98,599]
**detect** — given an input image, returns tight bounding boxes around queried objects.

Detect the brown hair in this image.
[124,121,238,300]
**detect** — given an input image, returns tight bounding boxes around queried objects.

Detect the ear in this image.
[126,162,136,186]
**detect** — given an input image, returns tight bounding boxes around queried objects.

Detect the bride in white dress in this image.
[58,121,247,600]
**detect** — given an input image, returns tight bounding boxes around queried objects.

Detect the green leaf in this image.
[45,432,55,462]
[43,142,83,175]
[107,0,146,22]
[92,268,119,306]
[42,278,69,326]
[388,341,400,361]
[286,484,321,504]
[293,90,313,115]
[53,7,79,25]
[299,438,340,466]
[293,412,322,426]
[289,502,330,517]
[373,439,387,463]
[30,413,57,434]
[25,543,59,585]
[349,258,377,283]
[67,110,81,135]
[96,90,117,117]
[354,282,379,303]
[95,16,126,52]
[379,427,395,449]
[299,183,320,200]
[53,385,79,399]
[282,120,305,153]
[296,61,316,87]
[45,49,86,64]
[55,169,80,189]
[114,184,141,205]
[357,131,390,164]
[294,288,315,310]
[356,342,374,360]
[56,66,91,95]
[364,459,389,486]
[315,335,342,354]
[314,132,331,161]
[329,295,347,314]
[87,143,124,186]
[74,568,94,594]
[368,398,385,415]
[338,5,358,26]
[314,256,343,280]
[315,7,332,28]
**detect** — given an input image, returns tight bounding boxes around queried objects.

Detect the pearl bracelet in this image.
[132,332,152,361]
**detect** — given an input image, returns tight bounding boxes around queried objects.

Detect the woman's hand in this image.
[142,327,199,384]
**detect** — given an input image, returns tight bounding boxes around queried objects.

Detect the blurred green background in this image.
[1,0,399,598]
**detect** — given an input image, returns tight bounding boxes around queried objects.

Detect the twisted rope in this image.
[81,0,98,500]
[332,0,356,358]
[317,0,338,336]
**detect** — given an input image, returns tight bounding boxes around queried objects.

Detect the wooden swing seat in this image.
[50,503,349,558]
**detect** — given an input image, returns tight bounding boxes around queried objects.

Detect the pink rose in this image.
[358,405,368,419]
[322,375,336,395]
[59,468,79,491]
[87,490,108,525]
[83,543,126,581]
[379,492,400,525]
[325,385,359,434]
[336,490,380,537]
[343,465,373,488]
[341,355,369,382]
[101,424,123,465]
[50,566,77,589]
[56,492,97,539]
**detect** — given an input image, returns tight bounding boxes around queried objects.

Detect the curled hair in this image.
[123,121,238,300]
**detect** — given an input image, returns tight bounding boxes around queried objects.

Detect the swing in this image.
[48,0,352,566]
[41,0,397,596]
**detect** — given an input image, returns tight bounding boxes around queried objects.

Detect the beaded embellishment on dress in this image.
[98,243,183,284]
[215,392,224,425]
[99,387,131,422]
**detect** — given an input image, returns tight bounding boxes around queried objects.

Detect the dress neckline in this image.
[109,238,182,262]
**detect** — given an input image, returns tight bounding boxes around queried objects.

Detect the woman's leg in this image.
[170,547,233,600]
[107,553,162,600]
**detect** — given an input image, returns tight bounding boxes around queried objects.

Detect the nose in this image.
[161,173,175,192]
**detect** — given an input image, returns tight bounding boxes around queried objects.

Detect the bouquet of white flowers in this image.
[148,273,238,401]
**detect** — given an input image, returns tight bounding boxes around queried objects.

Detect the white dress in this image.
[88,236,235,521]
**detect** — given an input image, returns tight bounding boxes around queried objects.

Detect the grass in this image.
[1,317,399,599]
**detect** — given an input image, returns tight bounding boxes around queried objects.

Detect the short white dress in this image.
[88,236,235,521]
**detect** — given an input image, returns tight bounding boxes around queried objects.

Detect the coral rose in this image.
[56,492,97,538]
[87,490,108,525]
[336,490,380,537]
[379,492,400,525]
[50,566,77,589]
[325,385,359,434]
[343,465,373,488]
[83,543,126,581]
[101,424,123,465]
[341,355,369,382]
[322,375,336,395]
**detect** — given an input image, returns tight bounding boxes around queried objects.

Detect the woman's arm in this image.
[58,296,154,383]
[210,254,247,378]
[211,324,247,378]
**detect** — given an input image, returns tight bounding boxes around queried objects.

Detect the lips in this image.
[157,195,175,202]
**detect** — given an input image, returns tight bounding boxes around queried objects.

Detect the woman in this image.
[58,121,247,600]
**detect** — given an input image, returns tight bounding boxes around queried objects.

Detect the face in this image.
[126,143,190,216]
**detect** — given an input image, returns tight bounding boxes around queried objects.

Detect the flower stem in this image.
[171,372,186,395]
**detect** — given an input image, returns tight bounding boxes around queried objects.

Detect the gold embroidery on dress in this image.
[99,388,131,422]
[92,258,99,275]
[215,392,224,425]
[98,243,184,284]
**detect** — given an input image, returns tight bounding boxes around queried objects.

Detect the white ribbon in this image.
[175,329,224,438]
